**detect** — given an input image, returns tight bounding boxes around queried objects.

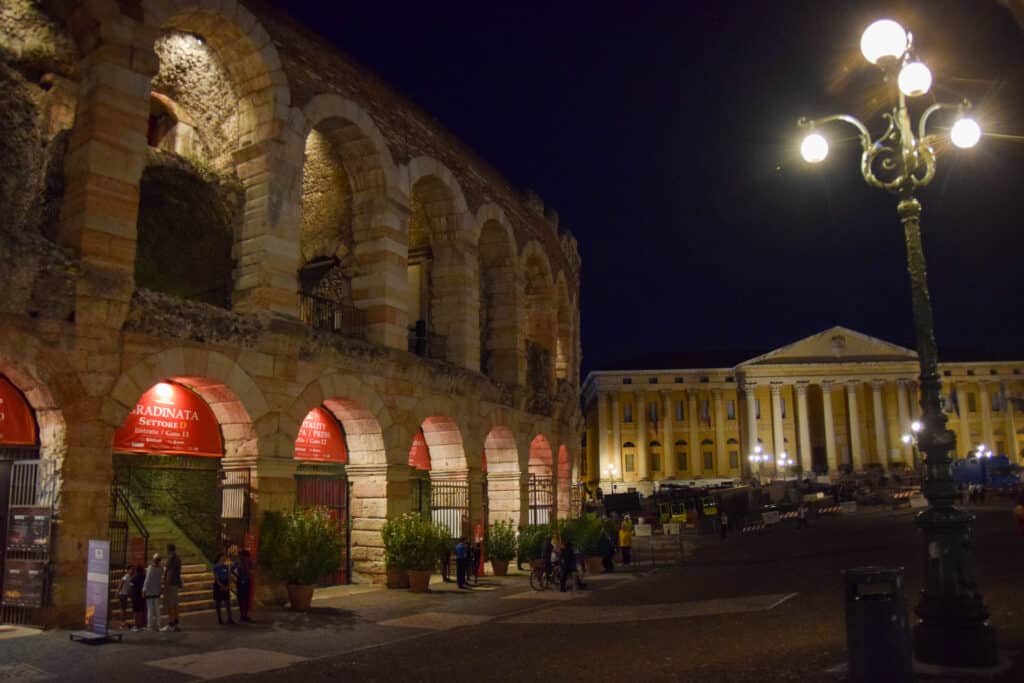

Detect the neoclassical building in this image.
[582,327,1023,495]
[0,1,581,626]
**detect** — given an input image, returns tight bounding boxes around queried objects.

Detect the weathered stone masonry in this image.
[0,0,581,626]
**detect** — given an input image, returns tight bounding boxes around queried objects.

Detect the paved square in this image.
[378,611,493,630]
[502,590,586,601]
[0,664,55,682]
[146,648,308,680]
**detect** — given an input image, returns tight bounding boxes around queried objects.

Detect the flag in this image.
[951,388,960,417]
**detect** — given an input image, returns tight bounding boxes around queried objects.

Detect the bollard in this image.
[843,566,912,683]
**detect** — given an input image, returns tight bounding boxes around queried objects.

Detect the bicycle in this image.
[529,561,556,591]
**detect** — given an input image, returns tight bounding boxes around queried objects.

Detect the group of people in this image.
[960,483,987,505]
[440,538,481,589]
[116,543,253,632]
[541,534,587,592]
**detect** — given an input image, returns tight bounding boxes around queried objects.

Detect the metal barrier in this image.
[299,293,366,339]
[528,474,554,525]
[431,480,469,538]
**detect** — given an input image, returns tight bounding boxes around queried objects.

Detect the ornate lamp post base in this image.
[913,507,999,667]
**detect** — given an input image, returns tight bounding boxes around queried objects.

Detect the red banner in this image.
[408,429,430,471]
[113,382,223,457]
[0,375,37,446]
[294,407,347,462]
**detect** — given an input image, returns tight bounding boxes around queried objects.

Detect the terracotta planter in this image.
[407,569,432,593]
[490,559,510,576]
[386,567,409,589]
[286,584,315,611]
[585,556,604,574]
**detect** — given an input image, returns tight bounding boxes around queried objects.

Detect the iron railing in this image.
[109,484,148,569]
[2,457,47,626]
[528,474,554,526]
[431,480,469,539]
[299,293,366,339]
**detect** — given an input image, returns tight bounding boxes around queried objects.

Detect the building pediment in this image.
[738,326,918,366]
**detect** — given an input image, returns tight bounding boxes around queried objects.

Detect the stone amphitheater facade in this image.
[0,0,581,625]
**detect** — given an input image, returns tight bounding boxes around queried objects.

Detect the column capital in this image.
[794,382,809,397]
[846,380,860,392]
[820,379,835,391]
[896,378,913,387]
[871,379,886,391]
[770,384,783,397]
[711,388,723,399]
[743,384,757,397]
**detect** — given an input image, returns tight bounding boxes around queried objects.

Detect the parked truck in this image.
[952,455,1022,489]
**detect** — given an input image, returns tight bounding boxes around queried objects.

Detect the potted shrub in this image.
[518,524,551,569]
[259,508,343,611]
[381,513,439,592]
[567,514,607,574]
[484,520,517,576]
[381,513,410,589]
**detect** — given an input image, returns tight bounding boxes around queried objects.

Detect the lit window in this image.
[676,400,685,421]
[625,453,636,472]
[623,403,633,423]
[727,399,736,420]
[649,402,658,423]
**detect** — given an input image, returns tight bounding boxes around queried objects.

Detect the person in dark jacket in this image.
[232,549,254,622]
[212,553,235,625]
[130,564,146,632]
[559,540,578,592]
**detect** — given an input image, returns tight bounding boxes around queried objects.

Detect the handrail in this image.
[115,486,149,564]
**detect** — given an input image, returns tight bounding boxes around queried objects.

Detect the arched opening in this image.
[411,416,469,538]
[297,117,379,336]
[528,435,554,524]
[555,277,572,382]
[556,444,571,519]
[522,248,555,411]
[408,177,464,363]
[111,378,254,597]
[293,406,349,585]
[622,441,637,481]
[478,220,518,384]
[483,426,520,525]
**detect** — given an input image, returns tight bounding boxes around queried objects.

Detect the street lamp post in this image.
[798,19,997,668]
[605,463,619,493]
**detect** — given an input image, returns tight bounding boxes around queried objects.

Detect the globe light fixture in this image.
[951,117,982,149]
[860,19,908,64]
[898,61,932,97]
[911,420,923,433]
[800,132,829,163]
[902,434,913,445]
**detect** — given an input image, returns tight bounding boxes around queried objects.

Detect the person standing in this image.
[212,553,235,625]
[117,566,133,628]
[130,564,146,631]
[720,511,729,540]
[162,544,182,632]
[559,539,577,592]
[232,549,254,622]
[618,520,633,565]
[454,537,468,589]
[142,554,164,631]
[796,504,809,530]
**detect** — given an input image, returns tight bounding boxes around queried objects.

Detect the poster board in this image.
[2,559,46,607]
[6,506,51,551]
[84,540,111,636]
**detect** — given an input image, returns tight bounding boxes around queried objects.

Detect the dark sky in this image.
[273,0,1024,374]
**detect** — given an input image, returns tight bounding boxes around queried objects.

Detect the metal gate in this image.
[431,480,469,538]
[2,456,48,626]
[570,483,585,519]
[528,474,554,525]
[295,463,350,584]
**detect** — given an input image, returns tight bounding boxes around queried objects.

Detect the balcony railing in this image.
[408,322,447,361]
[299,293,366,339]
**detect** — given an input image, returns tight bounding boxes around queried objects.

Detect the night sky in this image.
[273,0,1024,374]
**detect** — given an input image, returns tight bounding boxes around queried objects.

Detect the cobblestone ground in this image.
[3,503,1022,682]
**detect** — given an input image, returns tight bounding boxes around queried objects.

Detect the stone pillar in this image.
[636,392,649,480]
[956,382,972,455]
[487,471,526,527]
[597,391,610,478]
[1005,383,1020,460]
[469,467,485,534]
[744,385,758,462]
[979,382,995,450]
[688,390,700,476]
[872,381,889,470]
[822,382,839,473]
[662,391,675,479]
[611,393,622,479]
[713,389,726,474]
[352,213,413,351]
[896,379,912,461]
[796,383,812,475]
[770,385,785,461]
[847,382,864,472]
[346,463,415,583]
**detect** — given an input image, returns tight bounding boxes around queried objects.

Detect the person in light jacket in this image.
[142,554,164,631]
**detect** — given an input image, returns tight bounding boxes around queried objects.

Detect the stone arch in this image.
[406,157,478,368]
[528,434,553,477]
[478,212,520,384]
[484,425,521,524]
[142,0,290,163]
[554,273,572,382]
[556,444,571,519]
[419,415,468,474]
[521,242,556,402]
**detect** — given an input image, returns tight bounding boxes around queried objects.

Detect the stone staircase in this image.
[108,514,235,618]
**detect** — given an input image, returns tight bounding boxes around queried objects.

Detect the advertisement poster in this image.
[5,506,51,551]
[0,374,37,446]
[113,382,223,457]
[84,540,111,635]
[294,407,347,462]
[2,559,46,607]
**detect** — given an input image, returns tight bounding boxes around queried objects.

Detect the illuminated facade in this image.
[582,327,1023,494]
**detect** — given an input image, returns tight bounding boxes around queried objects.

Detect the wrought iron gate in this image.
[431,480,469,538]
[570,483,585,519]
[295,463,350,584]
[528,474,554,525]
[2,455,48,626]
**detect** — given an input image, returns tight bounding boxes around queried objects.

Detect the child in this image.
[117,566,133,628]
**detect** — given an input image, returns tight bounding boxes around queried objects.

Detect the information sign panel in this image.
[633,523,652,537]
[2,559,46,607]
[6,506,51,551]
[84,540,111,635]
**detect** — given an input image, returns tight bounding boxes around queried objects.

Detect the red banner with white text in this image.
[113,382,223,457]
[294,407,347,463]
[0,375,37,446]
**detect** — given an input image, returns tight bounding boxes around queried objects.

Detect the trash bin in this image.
[843,566,912,683]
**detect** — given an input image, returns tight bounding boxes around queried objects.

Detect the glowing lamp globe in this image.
[861,19,908,64]
[800,133,829,163]
[950,118,981,148]
[898,62,932,97]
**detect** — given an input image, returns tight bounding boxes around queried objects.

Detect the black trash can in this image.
[843,566,912,683]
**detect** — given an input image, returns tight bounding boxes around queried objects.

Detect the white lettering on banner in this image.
[130,404,200,421]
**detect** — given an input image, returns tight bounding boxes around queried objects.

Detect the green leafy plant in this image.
[484,520,517,562]
[381,512,442,571]
[517,524,551,562]
[563,514,606,556]
[259,508,344,585]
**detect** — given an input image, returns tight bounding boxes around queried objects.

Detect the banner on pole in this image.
[84,540,111,636]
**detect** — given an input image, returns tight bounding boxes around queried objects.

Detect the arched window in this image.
[649,441,662,473]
